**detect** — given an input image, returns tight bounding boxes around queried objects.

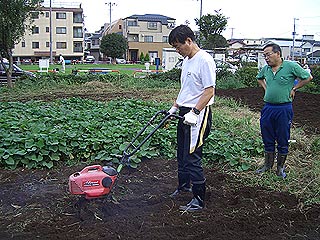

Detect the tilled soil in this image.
[216,88,320,134]
[0,87,319,240]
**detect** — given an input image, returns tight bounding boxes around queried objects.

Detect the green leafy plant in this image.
[235,66,259,87]
[140,52,145,62]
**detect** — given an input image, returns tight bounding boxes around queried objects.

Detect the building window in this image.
[32,42,40,49]
[148,22,157,30]
[46,42,50,48]
[46,27,49,33]
[56,42,67,49]
[73,12,83,23]
[73,42,83,52]
[128,34,138,42]
[56,27,67,34]
[45,12,49,18]
[22,42,26,48]
[32,26,39,34]
[163,36,169,43]
[144,36,153,43]
[127,20,137,26]
[119,25,122,30]
[31,12,39,19]
[56,12,66,19]
[73,27,83,38]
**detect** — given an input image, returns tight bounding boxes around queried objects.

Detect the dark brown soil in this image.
[0,88,319,240]
[216,88,320,134]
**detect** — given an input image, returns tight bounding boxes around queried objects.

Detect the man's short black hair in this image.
[169,25,195,45]
[263,43,282,56]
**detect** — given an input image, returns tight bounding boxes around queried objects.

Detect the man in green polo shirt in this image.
[256,43,312,178]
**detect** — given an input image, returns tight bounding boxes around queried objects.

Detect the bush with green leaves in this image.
[216,68,246,89]
[0,98,174,169]
[149,68,181,82]
[144,53,150,62]
[203,102,264,171]
[0,97,263,170]
[140,52,145,62]
[304,65,320,93]
[235,66,259,87]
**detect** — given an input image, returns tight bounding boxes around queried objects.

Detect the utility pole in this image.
[292,18,299,60]
[49,0,53,64]
[105,2,116,34]
[196,0,203,19]
[230,27,235,40]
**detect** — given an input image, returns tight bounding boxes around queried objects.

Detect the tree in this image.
[202,34,228,50]
[100,33,128,61]
[144,53,150,62]
[139,52,144,62]
[0,0,43,88]
[195,10,229,50]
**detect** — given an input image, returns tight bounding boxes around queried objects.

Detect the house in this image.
[122,14,176,62]
[13,4,84,63]
[307,49,320,64]
[85,18,127,61]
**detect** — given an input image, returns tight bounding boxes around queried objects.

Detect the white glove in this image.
[168,106,178,115]
[183,111,198,126]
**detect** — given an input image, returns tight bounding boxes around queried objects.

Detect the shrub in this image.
[145,53,150,62]
[306,65,320,93]
[216,68,246,89]
[140,52,145,62]
[149,68,181,82]
[235,66,259,87]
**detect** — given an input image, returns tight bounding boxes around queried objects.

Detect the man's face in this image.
[172,39,191,57]
[263,47,279,66]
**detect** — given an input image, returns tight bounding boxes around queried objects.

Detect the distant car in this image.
[116,58,126,64]
[84,56,95,63]
[0,60,35,84]
[22,59,32,65]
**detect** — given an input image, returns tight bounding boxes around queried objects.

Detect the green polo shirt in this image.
[257,60,311,104]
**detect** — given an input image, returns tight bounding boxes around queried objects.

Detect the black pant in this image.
[177,106,212,185]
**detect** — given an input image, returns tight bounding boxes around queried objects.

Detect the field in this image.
[0,72,319,240]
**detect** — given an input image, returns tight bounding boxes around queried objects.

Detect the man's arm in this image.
[292,75,313,91]
[291,75,313,97]
[194,86,215,111]
[257,79,266,91]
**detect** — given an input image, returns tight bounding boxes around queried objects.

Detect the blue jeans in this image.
[260,103,293,154]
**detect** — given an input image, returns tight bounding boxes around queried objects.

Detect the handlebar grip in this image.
[80,165,102,174]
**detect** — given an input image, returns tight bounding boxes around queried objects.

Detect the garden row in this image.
[0,97,263,170]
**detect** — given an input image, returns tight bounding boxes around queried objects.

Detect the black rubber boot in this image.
[179,183,205,212]
[169,184,192,198]
[170,172,191,198]
[256,152,275,174]
[276,154,287,178]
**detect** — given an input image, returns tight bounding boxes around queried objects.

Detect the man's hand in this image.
[183,111,198,126]
[168,106,178,115]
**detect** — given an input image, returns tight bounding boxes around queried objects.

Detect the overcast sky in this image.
[44,0,320,40]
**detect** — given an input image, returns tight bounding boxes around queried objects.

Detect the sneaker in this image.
[169,186,192,198]
[179,197,203,212]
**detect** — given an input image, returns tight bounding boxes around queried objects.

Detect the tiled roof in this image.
[124,14,175,25]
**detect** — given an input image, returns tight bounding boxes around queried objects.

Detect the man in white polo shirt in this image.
[167,25,216,212]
